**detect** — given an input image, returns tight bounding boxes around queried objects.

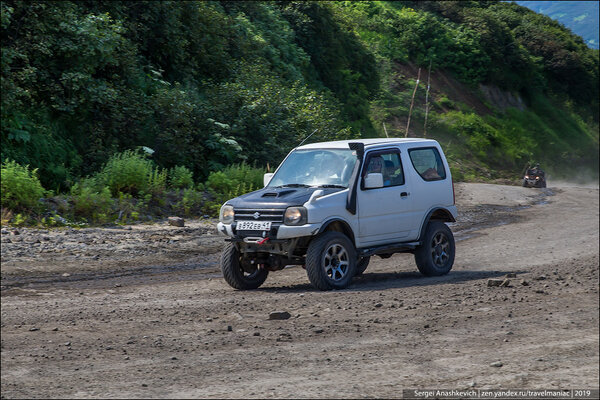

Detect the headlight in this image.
[219,205,234,224]
[284,207,307,226]
[524,175,529,179]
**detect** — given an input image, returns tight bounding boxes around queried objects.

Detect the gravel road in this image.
[1,183,598,398]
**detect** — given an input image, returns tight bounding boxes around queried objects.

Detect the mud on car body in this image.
[217,138,457,290]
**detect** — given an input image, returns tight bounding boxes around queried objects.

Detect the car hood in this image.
[226,186,344,209]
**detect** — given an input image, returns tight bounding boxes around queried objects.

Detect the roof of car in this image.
[296,138,438,150]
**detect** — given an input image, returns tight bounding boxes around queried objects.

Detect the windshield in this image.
[268,149,358,188]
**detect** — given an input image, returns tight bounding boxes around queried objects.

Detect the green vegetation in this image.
[1,160,46,212]
[1,152,266,226]
[1,1,598,226]
[515,1,599,49]
[169,166,194,190]
[329,1,598,176]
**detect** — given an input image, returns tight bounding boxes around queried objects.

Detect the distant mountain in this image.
[515,1,599,49]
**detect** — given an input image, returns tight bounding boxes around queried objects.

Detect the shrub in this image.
[176,188,205,216]
[70,178,113,223]
[147,167,168,197]
[1,160,46,212]
[205,171,235,194]
[169,165,194,189]
[203,163,265,216]
[206,162,264,192]
[115,192,136,223]
[97,150,154,196]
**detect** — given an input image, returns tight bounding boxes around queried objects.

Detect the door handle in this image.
[400,192,409,197]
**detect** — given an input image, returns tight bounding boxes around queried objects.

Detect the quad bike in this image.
[522,167,546,188]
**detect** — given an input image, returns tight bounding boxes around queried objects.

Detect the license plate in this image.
[236,221,272,231]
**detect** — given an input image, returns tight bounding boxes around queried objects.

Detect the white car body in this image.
[218,138,456,249]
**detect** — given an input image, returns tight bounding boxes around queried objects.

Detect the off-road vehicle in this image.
[217,138,457,290]
[522,165,547,188]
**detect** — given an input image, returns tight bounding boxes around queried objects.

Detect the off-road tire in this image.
[306,232,357,290]
[522,180,528,187]
[355,256,371,276]
[221,243,268,290]
[415,221,455,276]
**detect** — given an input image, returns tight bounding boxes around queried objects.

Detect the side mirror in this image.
[263,173,274,187]
[364,173,383,189]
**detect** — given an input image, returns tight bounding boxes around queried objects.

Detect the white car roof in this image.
[296,138,438,150]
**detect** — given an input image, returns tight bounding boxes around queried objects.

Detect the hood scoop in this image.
[261,189,296,198]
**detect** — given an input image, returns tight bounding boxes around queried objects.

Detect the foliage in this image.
[0,160,46,212]
[169,166,194,189]
[147,167,167,198]
[95,150,154,196]
[277,1,379,135]
[175,187,204,217]
[203,163,265,215]
[205,163,264,193]
[1,0,598,207]
[514,1,599,49]
[70,179,114,223]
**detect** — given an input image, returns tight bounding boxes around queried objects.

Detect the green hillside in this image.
[515,1,599,49]
[2,0,598,194]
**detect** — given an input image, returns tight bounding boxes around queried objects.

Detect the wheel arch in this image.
[318,218,356,245]
[417,207,455,241]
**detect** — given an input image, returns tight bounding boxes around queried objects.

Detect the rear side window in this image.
[408,147,446,181]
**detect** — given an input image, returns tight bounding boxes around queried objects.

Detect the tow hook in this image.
[257,237,269,245]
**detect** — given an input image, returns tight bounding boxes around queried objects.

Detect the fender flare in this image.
[417,207,456,241]
[318,218,356,245]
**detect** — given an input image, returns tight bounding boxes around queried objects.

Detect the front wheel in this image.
[414,221,455,276]
[221,243,268,290]
[306,232,357,290]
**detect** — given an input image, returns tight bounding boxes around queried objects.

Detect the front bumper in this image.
[217,222,321,240]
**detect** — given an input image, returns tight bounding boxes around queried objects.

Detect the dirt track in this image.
[1,183,598,398]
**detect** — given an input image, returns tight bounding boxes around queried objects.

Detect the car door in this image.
[357,147,414,246]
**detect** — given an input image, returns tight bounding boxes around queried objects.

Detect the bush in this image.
[1,159,46,212]
[206,162,264,192]
[147,167,167,197]
[96,150,154,196]
[169,165,194,189]
[70,178,113,223]
[203,163,266,216]
[176,188,205,216]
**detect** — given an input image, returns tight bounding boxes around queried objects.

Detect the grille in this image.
[234,209,285,223]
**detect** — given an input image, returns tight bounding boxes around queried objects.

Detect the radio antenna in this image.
[296,129,319,148]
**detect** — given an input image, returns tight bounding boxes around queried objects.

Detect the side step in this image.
[358,241,420,257]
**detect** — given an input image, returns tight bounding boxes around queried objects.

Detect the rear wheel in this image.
[415,221,455,276]
[306,232,356,290]
[221,243,268,290]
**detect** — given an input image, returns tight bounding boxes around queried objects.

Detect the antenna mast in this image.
[296,129,319,148]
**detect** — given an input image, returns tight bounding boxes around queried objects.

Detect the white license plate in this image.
[236,221,272,231]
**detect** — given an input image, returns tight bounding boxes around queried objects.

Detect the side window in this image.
[362,150,404,188]
[408,147,447,181]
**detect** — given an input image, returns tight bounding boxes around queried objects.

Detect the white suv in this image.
[217,138,457,290]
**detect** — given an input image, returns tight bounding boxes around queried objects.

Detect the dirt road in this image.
[1,183,598,398]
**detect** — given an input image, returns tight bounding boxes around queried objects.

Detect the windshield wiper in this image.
[318,184,347,189]
[274,183,313,188]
